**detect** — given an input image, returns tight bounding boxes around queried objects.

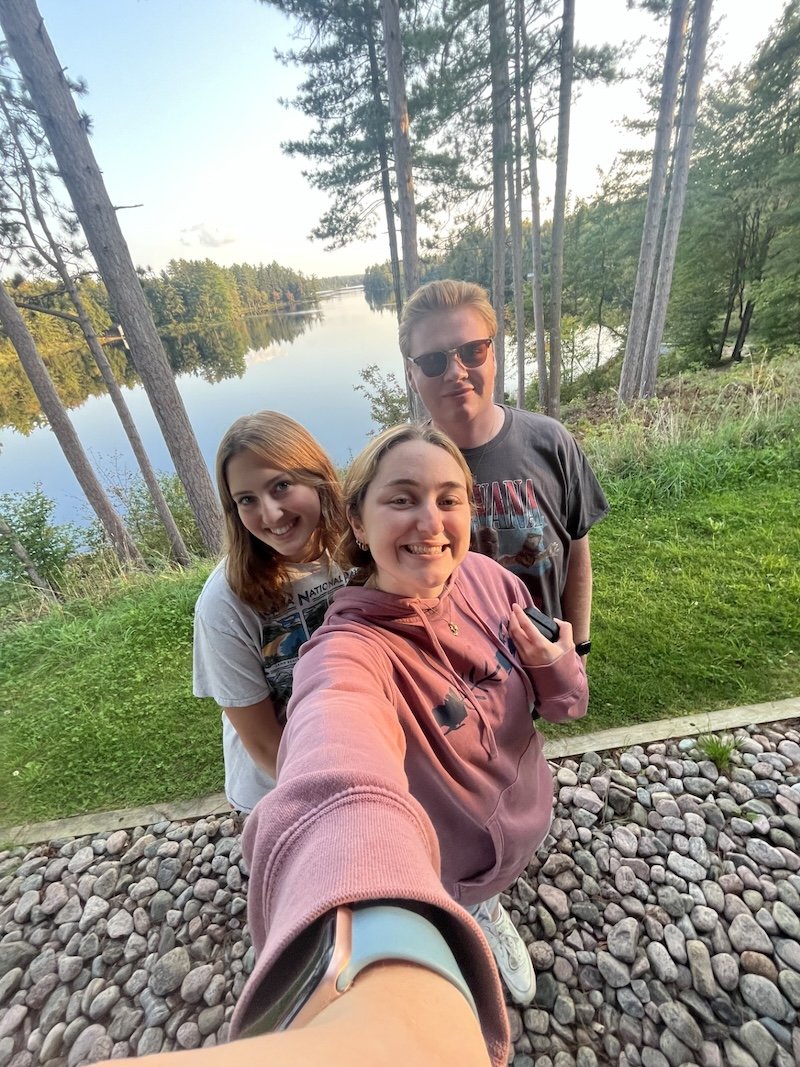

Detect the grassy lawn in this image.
[552,477,800,740]
[1,565,222,827]
[2,389,798,827]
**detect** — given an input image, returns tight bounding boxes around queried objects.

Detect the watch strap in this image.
[575,639,591,656]
[339,905,478,1017]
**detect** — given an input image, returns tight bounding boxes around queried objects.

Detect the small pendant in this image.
[448,622,459,636]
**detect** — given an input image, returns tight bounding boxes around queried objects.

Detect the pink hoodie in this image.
[231,552,587,1063]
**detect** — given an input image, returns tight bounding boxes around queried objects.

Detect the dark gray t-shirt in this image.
[461,406,608,618]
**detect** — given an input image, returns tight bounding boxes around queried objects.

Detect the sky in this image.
[24,0,788,280]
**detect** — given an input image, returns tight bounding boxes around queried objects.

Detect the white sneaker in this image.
[474,901,537,1006]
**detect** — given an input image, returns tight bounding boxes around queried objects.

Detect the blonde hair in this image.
[398,279,497,358]
[216,411,345,613]
[337,423,473,582]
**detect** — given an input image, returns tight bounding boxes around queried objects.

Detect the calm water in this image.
[0,290,405,525]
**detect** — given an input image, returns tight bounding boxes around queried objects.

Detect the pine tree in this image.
[0,86,192,565]
[0,281,143,566]
[0,0,222,552]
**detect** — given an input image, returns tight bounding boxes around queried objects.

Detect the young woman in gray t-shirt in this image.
[193,411,346,811]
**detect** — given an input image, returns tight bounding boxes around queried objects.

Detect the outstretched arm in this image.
[93,960,489,1067]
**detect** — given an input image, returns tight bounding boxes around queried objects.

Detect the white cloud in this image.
[178,223,236,249]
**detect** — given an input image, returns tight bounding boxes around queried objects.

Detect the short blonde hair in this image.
[398,279,496,358]
[337,423,473,580]
[216,411,345,613]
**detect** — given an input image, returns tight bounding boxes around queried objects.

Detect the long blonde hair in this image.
[336,423,473,583]
[216,411,345,613]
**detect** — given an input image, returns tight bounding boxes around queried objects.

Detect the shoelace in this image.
[493,934,524,970]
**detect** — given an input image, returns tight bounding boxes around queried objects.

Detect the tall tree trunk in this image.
[639,0,713,397]
[364,3,419,420]
[714,215,750,363]
[0,0,222,553]
[364,11,403,311]
[618,0,689,403]
[509,0,526,408]
[489,0,510,402]
[507,156,526,408]
[717,277,741,361]
[0,94,192,566]
[0,514,59,599]
[521,45,547,409]
[378,0,424,421]
[381,0,418,297]
[548,0,575,419]
[730,298,754,361]
[0,282,143,566]
[596,282,605,368]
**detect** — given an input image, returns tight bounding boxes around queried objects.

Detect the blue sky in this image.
[32,0,787,279]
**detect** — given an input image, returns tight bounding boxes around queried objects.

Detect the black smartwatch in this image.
[575,640,591,656]
[239,904,478,1036]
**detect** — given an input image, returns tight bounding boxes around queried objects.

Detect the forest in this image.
[0,0,798,581]
[0,262,318,434]
[0,0,798,830]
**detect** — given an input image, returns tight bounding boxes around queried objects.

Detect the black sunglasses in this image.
[407,338,493,378]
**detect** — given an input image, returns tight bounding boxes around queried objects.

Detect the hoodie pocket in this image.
[452,733,552,905]
[452,810,507,903]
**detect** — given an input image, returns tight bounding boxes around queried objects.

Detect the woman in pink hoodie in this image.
[231,423,588,1065]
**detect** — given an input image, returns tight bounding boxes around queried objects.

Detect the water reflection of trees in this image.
[363,289,397,314]
[363,264,397,314]
[0,311,320,434]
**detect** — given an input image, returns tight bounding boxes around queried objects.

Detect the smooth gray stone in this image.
[738,1019,777,1067]
[148,946,191,996]
[738,974,791,1021]
[607,917,640,963]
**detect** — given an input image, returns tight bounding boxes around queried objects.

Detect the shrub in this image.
[0,486,82,592]
[88,461,205,564]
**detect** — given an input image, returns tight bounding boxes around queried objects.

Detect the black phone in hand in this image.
[522,604,560,642]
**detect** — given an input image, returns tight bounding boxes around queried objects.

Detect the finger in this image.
[510,606,549,643]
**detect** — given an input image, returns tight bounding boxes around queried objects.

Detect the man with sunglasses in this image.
[399,279,608,1005]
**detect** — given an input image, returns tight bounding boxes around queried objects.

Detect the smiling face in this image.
[406,305,497,445]
[225,449,322,563]
[350,440,472,599]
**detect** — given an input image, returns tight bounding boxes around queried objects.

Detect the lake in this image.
[0,289,406,526]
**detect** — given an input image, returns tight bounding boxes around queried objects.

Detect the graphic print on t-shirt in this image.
[471,478,560,602]
[260,574,345,717]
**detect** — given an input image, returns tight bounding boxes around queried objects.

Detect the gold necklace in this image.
[432,599,459,636]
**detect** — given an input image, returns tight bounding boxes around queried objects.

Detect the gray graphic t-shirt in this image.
[193,556,346,811]
[462,407,608,619]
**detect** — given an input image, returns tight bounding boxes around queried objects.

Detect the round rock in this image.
[148,947,191,996]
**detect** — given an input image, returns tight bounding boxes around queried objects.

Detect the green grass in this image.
[693,733,744,773]
[560,477,799,737]
[0,563,222,827]
[2,367,799,826]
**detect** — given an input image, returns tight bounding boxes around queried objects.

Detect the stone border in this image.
[542,696,800,760]
[3,696,798,847]
[0,794,231,849]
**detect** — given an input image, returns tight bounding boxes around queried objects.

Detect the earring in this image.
[355,538,369,551]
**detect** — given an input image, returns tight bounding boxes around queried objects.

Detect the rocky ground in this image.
[1,719,799,1067]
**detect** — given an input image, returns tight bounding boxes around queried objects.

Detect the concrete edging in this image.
[4,696,799,848]
[541,695,800,760]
